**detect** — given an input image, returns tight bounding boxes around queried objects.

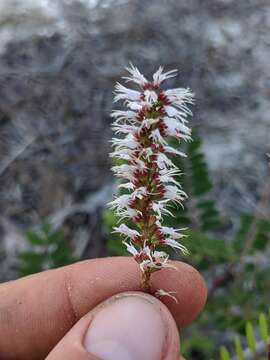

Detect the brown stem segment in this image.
[141,270,151,293]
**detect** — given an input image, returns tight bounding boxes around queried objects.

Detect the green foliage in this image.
[234,336,244,360]
[102,210,129,256]
[220,310,270,360]
[186,133,220,230]
[169,132,221,231]
[20,222,76,275]
[220,346,231,360]
[259,313,268,343]
[181,334,214,359]
[246,321,256,354]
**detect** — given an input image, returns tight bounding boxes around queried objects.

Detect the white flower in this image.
[114,83,141,102]
[138,248,175,273]
[123,241,139,256]
[117,207,142,220]
[163,117,191,139]
[110,148,132,160]
[156,153,176,170]
[164,185,187,203]
[140,118,159,129]
[138,146,155,160]
[118,182,135,190]
[108,194,131,211]
[111,110,138,125]
[124,63,148,87]
[126,101,142,111]
[159,225,186,239]
[112,123,136,135]
[150,129,167,145]
[131,186,148,199]
[163,145,187,157]
[114,224,141,240]
[152,67,178,86]
[164,105,180,118]
[164,88,194,105]
[164,238,189,255]
[155,289,178,303]
[111,133,139,150]
[144,90,158,104]
[152,201,174,218]
[111,164,134,180]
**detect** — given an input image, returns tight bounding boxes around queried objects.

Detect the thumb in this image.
[46,291,180,360]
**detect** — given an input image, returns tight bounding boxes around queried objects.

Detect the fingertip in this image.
[67,257,207,328]
[151,261,207,327]
[48,291,180,360]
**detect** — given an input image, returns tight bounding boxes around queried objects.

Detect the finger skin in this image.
[0,257,207,359]
[46,292,180,360]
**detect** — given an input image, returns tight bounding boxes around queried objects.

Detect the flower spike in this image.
[109,65,194,293]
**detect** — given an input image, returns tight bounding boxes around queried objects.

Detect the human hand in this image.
[0,257,207,359]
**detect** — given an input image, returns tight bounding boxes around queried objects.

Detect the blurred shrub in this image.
[20,222,76,275]
[220,310,269,360]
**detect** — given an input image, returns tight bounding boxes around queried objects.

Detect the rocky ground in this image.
[0,0,269,280]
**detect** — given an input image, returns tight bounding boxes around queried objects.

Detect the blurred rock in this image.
[0,0,269,279]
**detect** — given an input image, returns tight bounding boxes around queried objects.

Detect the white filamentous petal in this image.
[152,67,178,85]
[164,185,187,203]
[164,105,191,123]
[164,238,189,255]
[155,289,178,303]
[108,194,131,210]
[159,226,186,239]
[111,164,135,180]
[126,101,142,111]
[117,208,142,220]
[163,145,187,157]
[163,117,191,137]
[152,201,174,218]
[140,118,159,129]
[111,110,138,125]
[156,153,176,170]
[114,83,141,102]
[123,241,139,256]
[111,135,138,150]
[124,63,148,86]
[114,224,141,239]
[118,182,135,190]
[144,90,158,104]
[150,129,167,145]
[131,186,148,199]
[164,88,194,104]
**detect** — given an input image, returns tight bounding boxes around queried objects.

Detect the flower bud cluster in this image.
[109,64,194,291]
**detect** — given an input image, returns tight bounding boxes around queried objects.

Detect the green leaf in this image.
[234,336,244,360]
[259,313,268,343]
[107,237,129,256]
[21,223,75,275]
[27,231,44,245]
[20,252,44,275]
[181,334,214,358]
[103,210,118,228]
[185,230,232,262]
[220,346,231,360]
[245,321,256,353]
[232,214,254,253]
[41,222,52,236]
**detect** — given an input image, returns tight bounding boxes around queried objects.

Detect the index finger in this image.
[0,257,207,359]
